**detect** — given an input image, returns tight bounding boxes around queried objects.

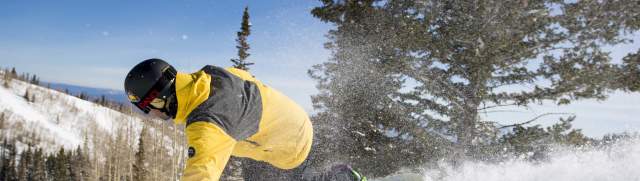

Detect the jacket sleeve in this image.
[182,121,237,181]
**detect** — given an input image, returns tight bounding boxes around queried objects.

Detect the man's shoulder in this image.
[199,65,229,76]
[200,65,255,81]
[200,65,222,71]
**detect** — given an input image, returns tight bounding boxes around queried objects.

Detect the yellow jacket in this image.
[172,67,313,181]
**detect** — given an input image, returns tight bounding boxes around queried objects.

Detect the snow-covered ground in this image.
[375,139,640,181]
[0,78,142,152]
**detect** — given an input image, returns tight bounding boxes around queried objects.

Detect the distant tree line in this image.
[2,67,39,88]
[0,118,185,181]
[0,139,90,181]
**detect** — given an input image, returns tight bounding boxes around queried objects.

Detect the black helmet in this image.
[124,58,177,115]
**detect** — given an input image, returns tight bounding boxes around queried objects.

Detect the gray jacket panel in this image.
[186,65,262,140]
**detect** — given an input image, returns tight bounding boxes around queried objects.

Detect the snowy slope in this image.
[0,78,142,152]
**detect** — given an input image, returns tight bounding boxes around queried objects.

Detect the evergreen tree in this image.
[64,149,75,180]
[3,77,9,88]
[4,140,18,181]
[53,147,70,180]
[45,154,56,180]
[30,74,38,85]
[546,116,589,146]
[32,148,46,181]
[22,73,29,82]
[134,126,149,181]
[0,139,10,180]
[23,89,30,102]
[100,95,107,106]
[16,147,32,180]
[10,67,17,78]
[618,50,640,91]
[2,69,10,88]
[80,135,95,181]
[69,146,85,181]
[310,0,640,176]
[231,6,254,71]
[500,116,590,160]
[0,112,5,130]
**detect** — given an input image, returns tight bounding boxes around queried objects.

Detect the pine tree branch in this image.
[405,69,467,111]
[481,109,525,114]
[498,112,575,129]
[477,103,519,111]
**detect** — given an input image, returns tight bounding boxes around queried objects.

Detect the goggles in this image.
[135,67,176,114]
[149,97,166,110]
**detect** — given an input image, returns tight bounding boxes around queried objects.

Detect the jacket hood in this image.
[173,71,211,125]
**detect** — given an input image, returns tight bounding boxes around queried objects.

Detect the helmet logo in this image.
[127,91,140,103]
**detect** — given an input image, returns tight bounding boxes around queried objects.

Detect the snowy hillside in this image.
[0,74,187,180]
[0,77,141,152]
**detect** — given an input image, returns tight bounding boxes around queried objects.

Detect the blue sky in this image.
[0,0,638,137]
[0,0,330,111]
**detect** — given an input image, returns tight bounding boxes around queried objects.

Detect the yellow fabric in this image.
[176,67,313,181]
[225,67,313,169]
[173,71,211,125]
[183,122,236,181]
[224,67,258,82]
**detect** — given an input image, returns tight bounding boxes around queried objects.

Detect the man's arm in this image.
[182,121,236,181]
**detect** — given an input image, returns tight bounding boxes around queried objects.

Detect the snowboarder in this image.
[124,58,366,181]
